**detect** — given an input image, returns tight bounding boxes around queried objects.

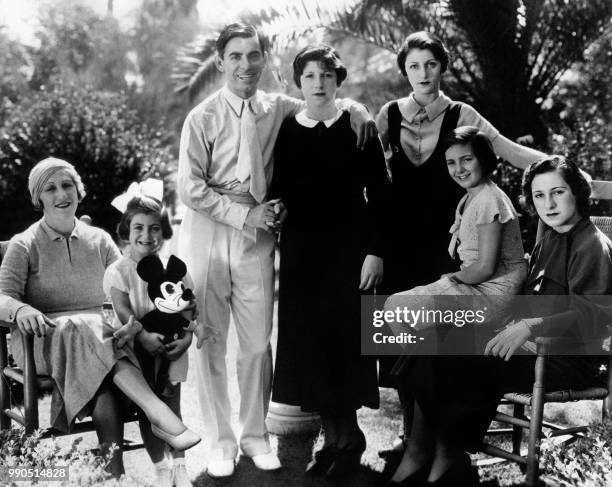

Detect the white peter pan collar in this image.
[295,109,343,128]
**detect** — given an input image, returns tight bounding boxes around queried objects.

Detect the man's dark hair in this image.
[216,23,267,58]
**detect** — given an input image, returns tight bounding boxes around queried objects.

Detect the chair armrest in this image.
[535,336,609,356]
[535,336,570,355]
[0,320,13,330]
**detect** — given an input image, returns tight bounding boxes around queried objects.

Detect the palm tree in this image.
[129,0,200,146]
[172,0,612,145]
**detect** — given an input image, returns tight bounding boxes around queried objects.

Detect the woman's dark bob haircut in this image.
[397,31,450,77]
[116,195,173,241]
[521,155,592,217]
[292,44,347,88]
[443,126,498,177]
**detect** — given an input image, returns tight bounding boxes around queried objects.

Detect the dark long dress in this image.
[382,100,463,294]
[379,101,464,386]
[271,111,389,413]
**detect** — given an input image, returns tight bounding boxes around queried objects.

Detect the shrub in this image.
[540,419,612,486]
[0,428,148,486]
[549,122,612,218]
[0,82,175,239]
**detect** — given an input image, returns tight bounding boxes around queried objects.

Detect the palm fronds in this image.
[172,35,218,98]
[172,0,430,100]
[171,0,612,135]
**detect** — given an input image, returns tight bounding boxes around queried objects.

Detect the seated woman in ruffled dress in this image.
[384,127,528,485]
[386,126,527,331]
[0,158,200,477]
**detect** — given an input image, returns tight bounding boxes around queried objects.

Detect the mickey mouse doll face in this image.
[155,280,192,314]
[137,254,195,315]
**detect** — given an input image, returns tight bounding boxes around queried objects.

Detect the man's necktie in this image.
[236,100,266,203]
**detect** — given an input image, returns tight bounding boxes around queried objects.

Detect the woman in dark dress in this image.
[391,156,612,486]
[271,44,390,477]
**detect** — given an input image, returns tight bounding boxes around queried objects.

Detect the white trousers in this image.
[178,208,275,459]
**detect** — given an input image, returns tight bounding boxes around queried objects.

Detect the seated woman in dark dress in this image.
[270,45,390,478]
[390,156,612,486]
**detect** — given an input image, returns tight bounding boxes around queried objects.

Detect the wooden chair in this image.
[479,215,612,486]
[0,240,142,450]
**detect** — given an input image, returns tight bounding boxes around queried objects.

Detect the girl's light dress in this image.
[387,180,527,330]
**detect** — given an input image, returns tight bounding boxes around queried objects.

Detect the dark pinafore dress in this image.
[380,100,464,385]
[383,100,464,293]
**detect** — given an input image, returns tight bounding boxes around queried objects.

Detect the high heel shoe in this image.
[386,461,431,487]
[326,432,366,478]
[305,445,337,476]
[425,453,478,487]
[151,424,201,451]
[379,435,406,459]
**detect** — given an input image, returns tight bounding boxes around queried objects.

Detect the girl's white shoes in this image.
[155,461,191,487]
[155,466,172,487]
[172,464,192,487]
[151,424,201,451]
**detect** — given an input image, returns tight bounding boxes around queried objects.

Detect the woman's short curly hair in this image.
[292,44,347,88]
[442,126,498,177]
[397,31,450,77]
[116,195,173,241]
[520,155,592,217]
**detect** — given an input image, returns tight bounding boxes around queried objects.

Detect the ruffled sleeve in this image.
[103,260,129,297]
[474,185,518,226]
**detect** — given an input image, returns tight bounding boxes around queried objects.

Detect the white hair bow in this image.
[111,179,164,213]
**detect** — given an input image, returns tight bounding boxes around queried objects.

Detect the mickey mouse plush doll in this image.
[135,254,196,391]
[136,254,195,343]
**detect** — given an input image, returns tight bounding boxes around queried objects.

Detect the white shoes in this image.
[156,466,173,487]
[205,450,282,476]
[150,424,201,452]
[171,464,192,487]
[206,458,235,478]
[250,451,282,471]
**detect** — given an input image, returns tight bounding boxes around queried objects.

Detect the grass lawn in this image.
[122,315,406,486]
[26,315,604,486]
[9,242,606,485]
